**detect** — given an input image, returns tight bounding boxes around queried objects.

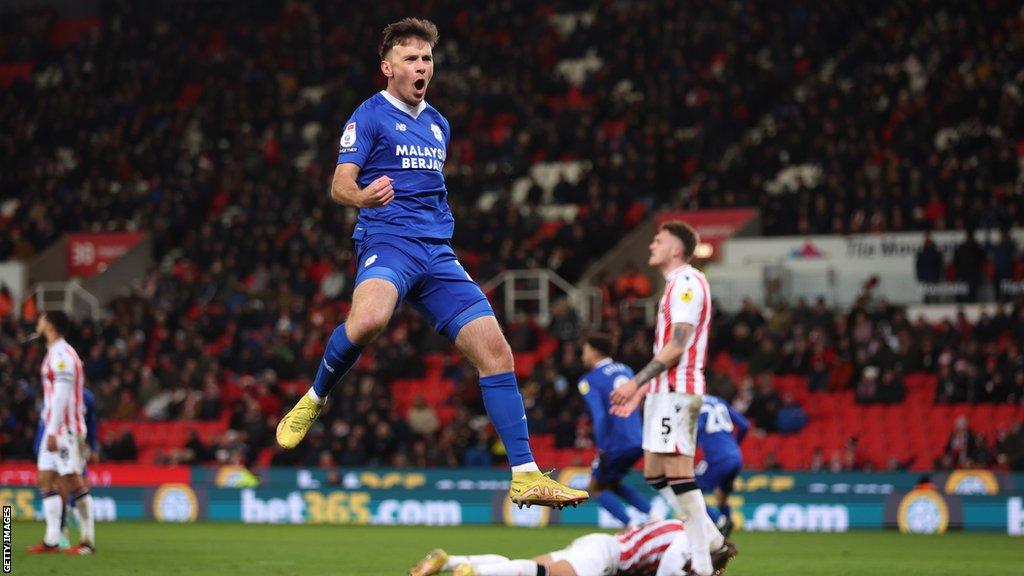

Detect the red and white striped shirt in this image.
[40,338,86,438]
[615,519,685,575]
[652,264,711,395]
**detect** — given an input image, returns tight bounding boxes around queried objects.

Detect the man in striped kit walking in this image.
[609,221,720,576]
[26,311,95,555]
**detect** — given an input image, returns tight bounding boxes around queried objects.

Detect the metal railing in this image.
[481,269,602,328]
[31,281,101,320]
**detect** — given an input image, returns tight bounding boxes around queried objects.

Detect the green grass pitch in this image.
[9,521,1021,575]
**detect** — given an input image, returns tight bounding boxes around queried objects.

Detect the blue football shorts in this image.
[354,234,494,341]
[591,446,644,486]
[696,456,742,494]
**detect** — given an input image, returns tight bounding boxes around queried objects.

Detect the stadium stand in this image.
[1,0,1023,476]
[4,277,1023,472]
[696,0,1024,235]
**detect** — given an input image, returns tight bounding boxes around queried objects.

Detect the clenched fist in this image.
[358,176,394,208]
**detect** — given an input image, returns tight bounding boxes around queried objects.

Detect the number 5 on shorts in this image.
[661,417,672,435]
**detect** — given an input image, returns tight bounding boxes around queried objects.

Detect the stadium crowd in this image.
[6,1,1020,282]
[3,271,1024,471]
[703,293,1024,471]
[695,0,1023,235]
[709,296,1024,406]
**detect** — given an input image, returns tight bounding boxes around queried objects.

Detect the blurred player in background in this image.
[35,386,98,550]
[695,394,748,537]
[578,332,653,526]
[409,519,736,576]
[27,311,96,555]
[275,17,586,509]
[610,221,718,575]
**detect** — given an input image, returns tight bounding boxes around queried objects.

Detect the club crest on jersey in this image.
[681,288,694,303]
[56,359,67,370]
[430,123,443,142]
[340,122,357,148]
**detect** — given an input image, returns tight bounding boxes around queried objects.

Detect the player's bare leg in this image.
[455,316,588,509]
[341,279,401,345]
[27,470,62,554]
[277,279,398,448]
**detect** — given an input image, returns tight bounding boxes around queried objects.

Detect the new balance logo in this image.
[322,360,335,373]
[395,122,407,131]
[364,254,378,268]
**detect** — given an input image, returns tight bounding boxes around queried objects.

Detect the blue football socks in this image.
[479,372,534,466]
[705,504,723,524]
[598,492,631,525]
[311,323,365,399]
[719,503,732,521]
[613,483,652,514]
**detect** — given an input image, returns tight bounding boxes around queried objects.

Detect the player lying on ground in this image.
[275,16,585,509]
[409,519,737,576]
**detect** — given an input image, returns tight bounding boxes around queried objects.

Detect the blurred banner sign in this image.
[66,232,145,277]
[0,463,190,487]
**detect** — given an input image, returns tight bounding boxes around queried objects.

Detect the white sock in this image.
[475,560,540,576]
[510,462,539,473]
[72,506,82,539]
[42,494,63,546]
[445,555,511,570]
[658,486,685,518]
[703,511,725,550]
[75,492,95,547]
[677,489,713,576]
[659,487,724,549]
[306,388,325,404]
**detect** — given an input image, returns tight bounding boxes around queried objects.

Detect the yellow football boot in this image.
[408,548,448,576]
[509,470,589,509]
[275,394,323,449]
[453,564,476,576]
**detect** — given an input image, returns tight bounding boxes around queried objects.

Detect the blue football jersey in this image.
[579,359,643,453]
[336,91,455,240]
[697,395,749,463]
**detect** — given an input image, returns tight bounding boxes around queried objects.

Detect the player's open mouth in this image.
[414,79,426,91]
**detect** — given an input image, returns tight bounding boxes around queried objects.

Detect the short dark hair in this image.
[584,332,615,359]
[44,310,71,336]
[660,220,699,260]
[379,18,439,60]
